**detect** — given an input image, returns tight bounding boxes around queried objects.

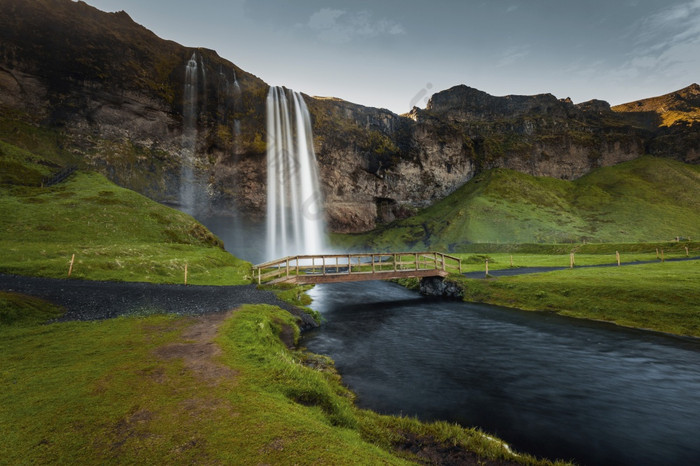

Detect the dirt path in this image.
[154,311,238,385]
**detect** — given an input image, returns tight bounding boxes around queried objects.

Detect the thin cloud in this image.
[496,44,531,67]
[611,0,700,81]
[307,8,405,44]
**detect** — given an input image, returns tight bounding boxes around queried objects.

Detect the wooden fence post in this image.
[616,251,620,266]
[184,263,188,285]
[485,259,489,277]
[569,252,574,269]
[686,246,689,257]
[68,254,75,277]
[510,255,513,267]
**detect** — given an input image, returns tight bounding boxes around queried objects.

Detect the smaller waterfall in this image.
[266,86,326,259]
[232,68,241,94]
[180,52,199,214]
[183,53,198,135]
[232,69,241,139]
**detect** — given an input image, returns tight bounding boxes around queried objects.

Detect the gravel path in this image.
[0,273,317,328]
[2,256,696,324]
[462,256,699,279]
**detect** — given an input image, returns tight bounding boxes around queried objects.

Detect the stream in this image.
[302,281,700,465]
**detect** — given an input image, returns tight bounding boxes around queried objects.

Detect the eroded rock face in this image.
[0,0,697,235]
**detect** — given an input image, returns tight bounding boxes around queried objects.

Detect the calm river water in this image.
[302,281,700,465]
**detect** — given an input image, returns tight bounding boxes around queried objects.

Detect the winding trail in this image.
[462,256,699,279]
[0,273,315,326]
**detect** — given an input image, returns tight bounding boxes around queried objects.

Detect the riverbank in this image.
[303,280,700,465]
[0,296,567,465]
[447,259,700,337]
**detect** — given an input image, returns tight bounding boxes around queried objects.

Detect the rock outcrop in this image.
[419,277,463,299]
[0,0,698,234]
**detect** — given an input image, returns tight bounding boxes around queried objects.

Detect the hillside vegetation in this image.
[0,139,250,284]
[333,156,700,251]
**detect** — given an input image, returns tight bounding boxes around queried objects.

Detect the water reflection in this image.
[303,281,700,466]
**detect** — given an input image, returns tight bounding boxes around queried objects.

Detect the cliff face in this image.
[0,0,697,235]
[0,0,268,206]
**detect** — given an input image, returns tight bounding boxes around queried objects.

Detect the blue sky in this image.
[82,0,700,113]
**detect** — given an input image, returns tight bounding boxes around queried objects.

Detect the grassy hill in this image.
[332,156,700,251]
[0,139,251,285]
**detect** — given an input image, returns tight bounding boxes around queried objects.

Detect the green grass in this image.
[257,283,322,323]
[0,314,215,464]
[452,241,699,272]
[214,304,565,464]
[0,306,566,465]
[0,165,251,285]
[331,156,700,251]
[450,260,700,337]
[0,291,65,326]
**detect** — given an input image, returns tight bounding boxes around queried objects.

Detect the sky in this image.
[81,0,700,114]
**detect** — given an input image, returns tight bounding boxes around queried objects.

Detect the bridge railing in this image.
[254,252,462,284]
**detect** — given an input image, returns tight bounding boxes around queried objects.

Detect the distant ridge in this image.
[612,84,700,127]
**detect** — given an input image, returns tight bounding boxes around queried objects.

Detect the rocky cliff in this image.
[1,0,698,234]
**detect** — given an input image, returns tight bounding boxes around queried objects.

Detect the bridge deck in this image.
[254,252,461,285]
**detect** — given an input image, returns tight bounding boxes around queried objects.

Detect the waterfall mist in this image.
[266,86,326,260]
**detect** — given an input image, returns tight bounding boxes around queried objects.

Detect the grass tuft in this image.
[0,292,65,326]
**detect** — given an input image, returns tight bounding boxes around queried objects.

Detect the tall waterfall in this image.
[266,86,326,259]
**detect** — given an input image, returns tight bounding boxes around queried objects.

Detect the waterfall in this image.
[179,52,199,214]
[266,86,326,259]
[232,69,241,140]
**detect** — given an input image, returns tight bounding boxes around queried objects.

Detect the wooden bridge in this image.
[254,252,462,285]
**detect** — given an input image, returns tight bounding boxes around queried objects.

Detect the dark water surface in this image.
[302,281,700,465]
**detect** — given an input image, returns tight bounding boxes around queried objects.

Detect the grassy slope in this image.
[0,141,250,285]
[0,306,561,465]
[332,156,700,251]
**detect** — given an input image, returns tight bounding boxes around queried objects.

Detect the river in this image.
[302,281,700,465]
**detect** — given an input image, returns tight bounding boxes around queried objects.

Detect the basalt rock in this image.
[419,277,463,299]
